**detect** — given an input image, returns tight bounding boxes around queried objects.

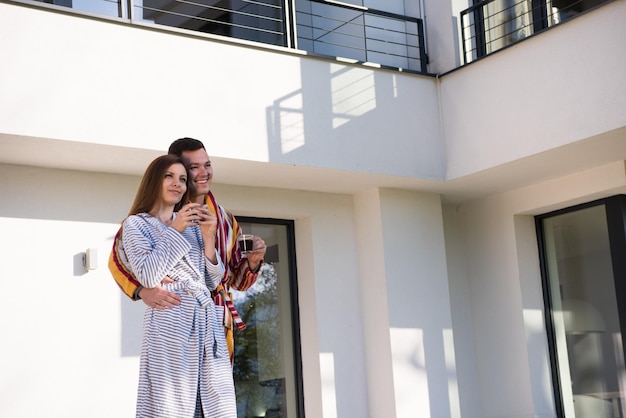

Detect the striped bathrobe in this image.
[122,213,237,418]
[109,191,262,364]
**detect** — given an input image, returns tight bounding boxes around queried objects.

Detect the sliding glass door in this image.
[537,196,626,417]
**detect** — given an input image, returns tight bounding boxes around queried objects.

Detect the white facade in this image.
[0,0,625,417]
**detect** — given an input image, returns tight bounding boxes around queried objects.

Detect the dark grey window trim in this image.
[535,194,626,418]
[237,215,305,418]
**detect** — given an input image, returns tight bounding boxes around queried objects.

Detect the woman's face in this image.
[160,163,187,206]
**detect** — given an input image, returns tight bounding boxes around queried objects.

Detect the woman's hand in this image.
[197,204,217,239]
[171,203,203,233]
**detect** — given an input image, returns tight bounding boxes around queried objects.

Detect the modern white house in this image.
[1,0,625,417]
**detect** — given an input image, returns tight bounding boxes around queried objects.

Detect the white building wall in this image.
[0,2,444,181]
[215,183,373,418]
[354,188,397,418]
[2,1,622,185]
[0,162,461,418]
[443,203,481,418]
[456,194,540,417]
[422,0,460,72]
[379,190,455,418]
[0,163,371,417]
[448,161,626,418]
[1,1,625,418]
[353,189,459,418]
[0,164,141,418]
[440,0,626,180]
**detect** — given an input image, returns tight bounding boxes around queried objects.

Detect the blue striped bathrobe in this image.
[122,213,237,418]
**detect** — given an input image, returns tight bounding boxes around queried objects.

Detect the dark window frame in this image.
[236,215,305,418]
[534,194,626,417]
[462,0,616,64]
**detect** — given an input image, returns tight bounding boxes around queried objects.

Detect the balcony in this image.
[17,0,427,73]
[295,1,426,73]
[461,0,614,64]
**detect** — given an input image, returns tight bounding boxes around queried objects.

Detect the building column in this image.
[354,188,458,418]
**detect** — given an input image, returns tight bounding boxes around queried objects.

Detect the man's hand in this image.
[139,281,181,310]
[247,235,267,271]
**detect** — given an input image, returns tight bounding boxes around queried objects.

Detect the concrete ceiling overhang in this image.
[1,126,625,204]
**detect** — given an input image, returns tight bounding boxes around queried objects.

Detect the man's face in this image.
[181,148,213,198]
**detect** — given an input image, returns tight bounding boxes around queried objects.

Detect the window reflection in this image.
[541,204,625,417]
[232,220,300,418]
[41,0,121,17]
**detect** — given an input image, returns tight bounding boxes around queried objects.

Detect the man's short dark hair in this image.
[168,137,205,157]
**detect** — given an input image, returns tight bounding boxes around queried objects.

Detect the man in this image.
[109,137,266,363]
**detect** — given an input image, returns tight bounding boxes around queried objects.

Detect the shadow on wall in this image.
[121,293,145,357]
[265,59,442,179]
[73,252,89,277]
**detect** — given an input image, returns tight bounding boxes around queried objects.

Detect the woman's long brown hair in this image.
[127,155,190,216]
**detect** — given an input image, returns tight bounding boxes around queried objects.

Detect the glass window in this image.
[537,199,626,417]
[232,218,303,418]
[462,0,614,63]
[134,0,287,47]
[295,0,425,72]
[38,0,122,17]
[549,0,607,24]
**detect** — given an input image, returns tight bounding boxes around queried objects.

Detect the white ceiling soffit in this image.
[0,127,625,203]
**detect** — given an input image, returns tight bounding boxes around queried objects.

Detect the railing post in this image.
[283,0,296,48]
[418,19,428,73]
[127,0,134,21]
[362,10,368,64]
[461,10,469,64]
[531,0,548,32]
[474,3,486,59]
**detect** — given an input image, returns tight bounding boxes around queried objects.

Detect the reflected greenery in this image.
[233,263,287,417]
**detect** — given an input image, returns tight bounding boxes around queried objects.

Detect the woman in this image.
[121,154,236,418]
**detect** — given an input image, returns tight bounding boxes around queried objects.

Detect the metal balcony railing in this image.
[136,0,288,47]
[17,0,427,74]
[295,0,427,73]
[461,0,612,64]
